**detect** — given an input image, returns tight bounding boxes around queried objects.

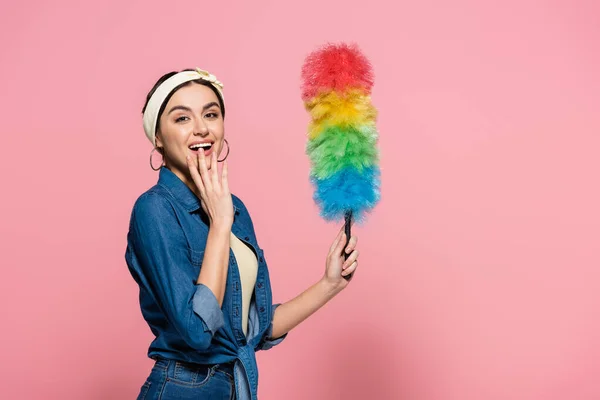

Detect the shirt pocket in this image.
[188,248,205,278]
[189,248,204,266]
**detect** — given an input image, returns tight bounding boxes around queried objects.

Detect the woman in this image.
[125,67,360,400]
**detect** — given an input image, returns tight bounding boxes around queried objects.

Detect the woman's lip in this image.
[189,146,213,157]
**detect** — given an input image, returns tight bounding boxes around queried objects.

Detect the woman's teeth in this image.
[189,143,212,151]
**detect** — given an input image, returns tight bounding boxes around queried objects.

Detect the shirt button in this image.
[257,283,263,289]
[244,236,249,241]
[259,307,265,312]
[235,282,239,291]
[259,257,264,263]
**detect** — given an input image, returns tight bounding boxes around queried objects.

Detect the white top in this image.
[229,233,258,336]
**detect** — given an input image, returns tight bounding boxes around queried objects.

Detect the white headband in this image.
[142,68,224,146]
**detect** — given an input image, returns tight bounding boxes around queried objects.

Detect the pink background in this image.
[1,0,599,399]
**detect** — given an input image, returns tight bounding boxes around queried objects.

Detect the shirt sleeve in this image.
[129,193,224,350]
[258,303,288,351]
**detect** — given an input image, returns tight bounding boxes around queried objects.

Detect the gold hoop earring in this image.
[150,147,164,171]
[218,139,230,162]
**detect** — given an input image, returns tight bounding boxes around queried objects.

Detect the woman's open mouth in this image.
[189,142,214,156]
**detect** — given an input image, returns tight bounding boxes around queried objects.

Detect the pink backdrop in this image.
[1,0,599,399]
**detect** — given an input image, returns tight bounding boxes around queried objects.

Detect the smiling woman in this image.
[125,67,361,400]
[143,68,226,175]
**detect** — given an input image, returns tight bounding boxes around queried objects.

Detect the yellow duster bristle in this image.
[304,89,377,139]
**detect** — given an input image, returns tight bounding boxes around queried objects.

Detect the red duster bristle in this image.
[301,43,374,101]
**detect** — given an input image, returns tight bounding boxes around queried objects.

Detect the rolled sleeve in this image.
[259,304,288,351]
[192,283,225,335]
[128,193,221,351]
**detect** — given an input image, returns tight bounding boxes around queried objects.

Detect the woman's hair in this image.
[142,69,226,137]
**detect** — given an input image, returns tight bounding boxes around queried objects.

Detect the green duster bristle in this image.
[306,124,379,180]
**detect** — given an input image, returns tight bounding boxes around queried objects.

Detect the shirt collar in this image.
[157,167,202,213]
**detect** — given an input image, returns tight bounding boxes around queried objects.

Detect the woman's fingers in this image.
[342,260,358,277]
[187,149,234,224]
[210,151,219,187]
[345,235,358,255]
[197,149,213,192]
[333,229,348,256]
[221,161,230,193]
[342,249,359,269]
[187,155,205,195]
[328,229,345,255]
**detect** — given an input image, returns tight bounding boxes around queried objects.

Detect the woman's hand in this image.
[323,226,359,291]
[268,226,360,339]
[186,150,234,228]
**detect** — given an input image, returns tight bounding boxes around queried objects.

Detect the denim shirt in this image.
[125,167,286,400]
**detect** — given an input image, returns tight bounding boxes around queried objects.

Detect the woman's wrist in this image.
[318,276,345,299]
[209,218,233,234]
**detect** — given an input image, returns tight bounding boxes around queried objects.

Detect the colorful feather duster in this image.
[301,43,381,275]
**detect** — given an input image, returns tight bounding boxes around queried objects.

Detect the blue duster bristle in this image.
[310,166,381,223]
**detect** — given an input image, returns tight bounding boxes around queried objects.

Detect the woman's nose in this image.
[193,118,209,136]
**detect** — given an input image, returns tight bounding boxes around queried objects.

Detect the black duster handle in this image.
[343,211,353,281]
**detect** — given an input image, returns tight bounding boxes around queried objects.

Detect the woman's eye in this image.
[175,116,190,123]
[205,112,219,119]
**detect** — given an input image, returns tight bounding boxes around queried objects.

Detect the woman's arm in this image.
[196,222,231,306]
[270,229,359,339]
[187,151,234,306]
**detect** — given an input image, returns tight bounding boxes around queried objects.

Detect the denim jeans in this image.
[138,358,235,400]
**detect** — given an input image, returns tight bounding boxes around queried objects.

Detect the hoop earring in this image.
[150,147,164,171]
[218,139,230,162]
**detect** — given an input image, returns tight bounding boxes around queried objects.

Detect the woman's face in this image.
[156,82,225,180]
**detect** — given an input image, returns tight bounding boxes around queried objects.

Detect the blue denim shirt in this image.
[125,167,286,400]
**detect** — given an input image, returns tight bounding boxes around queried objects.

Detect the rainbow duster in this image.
[301,43,381,272]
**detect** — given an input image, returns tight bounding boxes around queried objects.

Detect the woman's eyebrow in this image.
[202,102,220,112]
[167,102,220,115]
[167,105,192,115]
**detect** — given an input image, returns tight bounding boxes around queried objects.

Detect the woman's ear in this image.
[155,132,164,153]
